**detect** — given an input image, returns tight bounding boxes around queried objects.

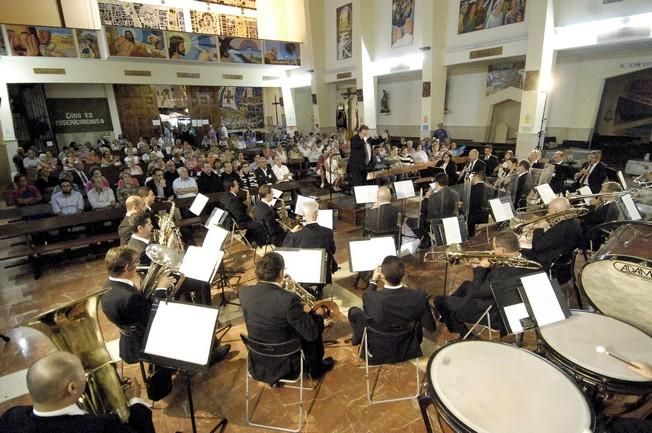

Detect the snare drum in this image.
[538,311,652,414]
[425,340,594,433]
[578,223,652,335]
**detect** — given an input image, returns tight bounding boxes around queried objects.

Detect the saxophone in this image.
[283,275,340,316]
[155,202,184,252]
[277,197,291,230]
[22,291,131,422]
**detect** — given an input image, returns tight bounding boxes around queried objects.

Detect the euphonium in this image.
[140,244,186,300]
[283,275,340,316]
[445,244,542,270]
[22,291,130,422]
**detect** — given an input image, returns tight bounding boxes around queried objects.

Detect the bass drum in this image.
[425,340,594,433]
[578,222,652,335]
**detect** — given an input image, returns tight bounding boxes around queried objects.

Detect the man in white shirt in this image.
[50,180,84,215]
[22,149,40,171]
[172,167,198,199]
[271,155,292,182]
[87,177,116,210]
[220,124,228,140]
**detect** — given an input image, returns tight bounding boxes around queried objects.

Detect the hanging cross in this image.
[340,88,357,99]
[272,96,282,125]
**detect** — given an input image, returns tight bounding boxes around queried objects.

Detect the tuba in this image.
[22,291,130,422]
[445,244,542,269]
[140,244,186,300]
[283,275,340,316]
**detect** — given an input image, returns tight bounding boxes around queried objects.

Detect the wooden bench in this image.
[0,203,53,221]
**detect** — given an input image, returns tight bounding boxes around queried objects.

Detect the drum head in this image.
[428,341,593,433]
[539,311,652,383]
[580,258,652,335]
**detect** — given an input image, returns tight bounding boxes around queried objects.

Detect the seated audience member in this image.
[482,145,499,177]
[434,231,533,339]
[219,179,266,245]
[253,184,286,246]
[70,161,90,191]
[494,157,517,189]
[239,252,333,384]
[528,149,545,169]
[22,149,40,173]
[118,196,146,245]
[197,162,222,194]
[12,174,42,206]
[35,167,59,200]
[523,197,582,270]
[574,150,607,194]
[348,256,436,362]
[467,172,489,237]
[324,149,343,191]
[254,158,277,186]
[84,167,110,193]
[163,160,179,185]
[51,179,84,216]
[146,168,173,201]
[87,177,116,210]
[412,143,428,163]
[116,171,140,205]
[398,147,414,165]
[283,200,337,283]
[435,151,458,185]
[220,161,241,187]
[365,186,400,235]
[271,155,292,182]
[512,160,532,210]
[418,173,459,245]
[582,181,624,250]
[0,351,155,433]
[172,167,198,199]
[239,161,258,190]
[126,212,153,266]
[458,149,486,182]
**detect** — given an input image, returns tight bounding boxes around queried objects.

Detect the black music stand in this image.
[425,216,468,294]
[141,301,227,433]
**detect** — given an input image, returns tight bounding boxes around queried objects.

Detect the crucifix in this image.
[340,88,357,99]
[272,96,282,125]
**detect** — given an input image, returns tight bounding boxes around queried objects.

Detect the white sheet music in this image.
[489,198,514,222]
[189,193,209,216]
[349,236,396,272]
[275,248,325,284]
[202,226,229,250]
[205,207,226,228]
[535,184,556,205]
[578,186,593,206]
[394,180,416,199]
[504,303,529,334]
[317,209,334,230]
[617,170,628,190]
[294,195,318,216]
[143,302,218,366]
[179,246,224,282]
[520,272,566,327]
[442,216,462,245]
[354,185,379,204]
[621,194,642,220]
[271,188,283,199]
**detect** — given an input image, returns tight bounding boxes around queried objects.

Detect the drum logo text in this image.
[613,262,652,280]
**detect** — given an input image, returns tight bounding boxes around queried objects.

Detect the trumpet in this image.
[445,244,542,270]
[283,275,340,316]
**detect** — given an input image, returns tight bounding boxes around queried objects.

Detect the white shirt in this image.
[272,164,292,182]
[130,234,150,245]
[87,187,115,209]
[172,176,198,198]
[23,157,40,169]
[51,190,84,215]
[582,163,597,185]
[33,403,87,417]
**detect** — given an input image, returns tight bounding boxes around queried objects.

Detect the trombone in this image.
[444,244,542,270]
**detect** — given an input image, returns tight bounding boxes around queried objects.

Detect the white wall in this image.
[291,86,313,132]
[373,0,425,61]
[554,0,652,27]
[375,70,420,135]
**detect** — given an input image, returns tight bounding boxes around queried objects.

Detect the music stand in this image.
[141,301,227,433]
[425,216,468,293]
[348,236,398,272]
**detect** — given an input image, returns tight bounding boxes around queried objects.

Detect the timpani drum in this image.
[578,223,652,335]
[425,341,594,433]
[538,310,652,414]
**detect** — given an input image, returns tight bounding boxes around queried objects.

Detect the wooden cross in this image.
[340,88,357,99]
[272,96,282,125]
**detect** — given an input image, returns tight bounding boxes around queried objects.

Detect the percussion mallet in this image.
[595,346,639,369]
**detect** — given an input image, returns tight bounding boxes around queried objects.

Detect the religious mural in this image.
[165,32,219,62]
[106,26,166,58]
[190,10,258,38]
[5,25,77,57]
[486,61,525,95]
[217,87,264,129]
[391,0,415,48]
[98,1,185,31]
[218,37,263,64]
[190,10,221,35]
[458,0,526,34]
[263,40,301,66]
[76,30,101,59]
[336,3,352,60]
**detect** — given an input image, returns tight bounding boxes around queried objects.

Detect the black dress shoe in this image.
[312,357,335,379]
[209,344,231,365]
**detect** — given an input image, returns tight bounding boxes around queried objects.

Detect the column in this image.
[516,0,556,159]
[304,0,328,131]
[420,0,448,139]
[0,83,17,182]
[353,0,377,134]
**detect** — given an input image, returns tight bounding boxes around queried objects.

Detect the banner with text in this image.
[48,98,114,133]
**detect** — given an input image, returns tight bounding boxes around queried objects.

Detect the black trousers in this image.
[348,307,367,346]
[434,282,492,336]
[350,166,367,187]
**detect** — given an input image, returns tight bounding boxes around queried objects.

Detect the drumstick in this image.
[595,346,639,369]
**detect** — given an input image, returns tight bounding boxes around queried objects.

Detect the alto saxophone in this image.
[283,275,340,316]
[155,202,184,252]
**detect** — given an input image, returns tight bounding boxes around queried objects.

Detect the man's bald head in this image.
[27,352,85,406]
[125,195,145,213]
[377,186,392,203]
[549,197,571,213]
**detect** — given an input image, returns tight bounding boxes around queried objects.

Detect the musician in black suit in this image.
[283,200,337,283]
[219,179,266,245]
[196,162,222,194]
[458,149,486,183]
[482,145,499,177]
[126,212,153,266]
[347,125,371,186]
[574,150,607,193]
[145,168,173,201]
[239,252,333,384]
[435,151,458,185]
[348,256,436,362]
[253,184,286,246]
[523,197,583,270]
[467,172,489,237]
[0,351,155,433]
[433,231,534,338]
[418,173,459,244]
[118,196,146,245]
[528,149,545,169]
[253,158,277,186]
[365,186,400,235]
[513,160,533,209]
[581,182,623,250]
[549,151,569,194]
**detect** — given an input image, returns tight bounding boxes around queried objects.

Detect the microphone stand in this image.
[536,90,549,152]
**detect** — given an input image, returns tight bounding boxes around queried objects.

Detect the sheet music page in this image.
[294,195,317,216]
[520,273,566,327]
[354,185,379,204]
[535,184,556,205]
[394,180,416,199]
[489,198,513,222]
[317,210,334,229]
[276,248,325,283]
[189,193,209,216]
[143,302,218,365]
[202,226,229,250]
[578,186,593,206]
[504,303,529,334]
[617,170,628,190]
[205,207,226,228]
[271,188,283,199]
[442,216,462,245]
[349,236,396,272]
[621,194,642,220]
[399,239,420,257]
[179,246,224,282]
